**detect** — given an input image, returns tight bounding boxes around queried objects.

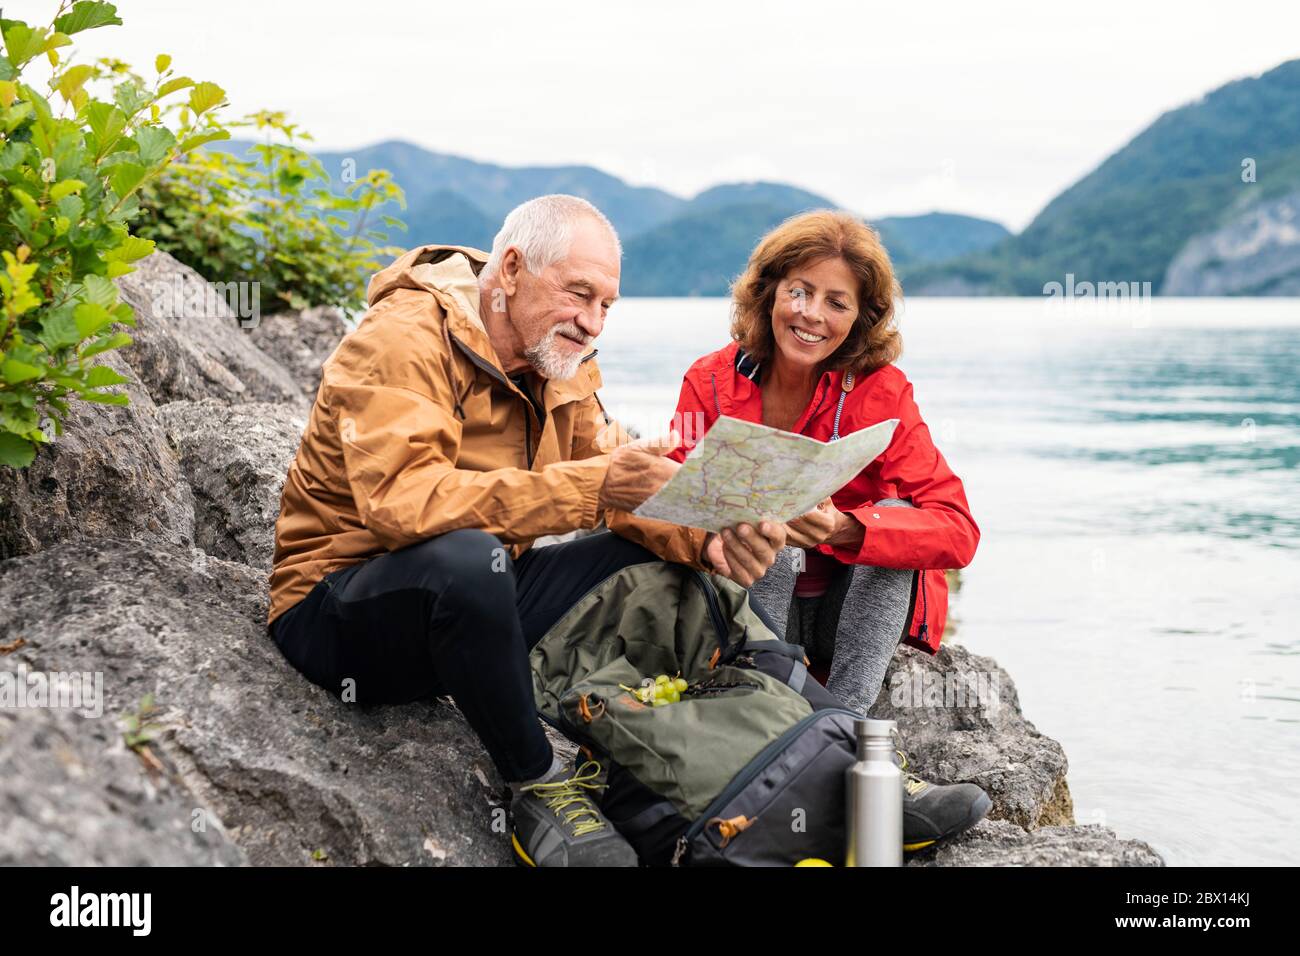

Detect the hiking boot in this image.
[510,759,638,867]
[890,729,992,851]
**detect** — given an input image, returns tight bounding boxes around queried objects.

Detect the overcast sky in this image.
[17,0,1300,230]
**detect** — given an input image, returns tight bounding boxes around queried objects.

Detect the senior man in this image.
[267,194,786,867]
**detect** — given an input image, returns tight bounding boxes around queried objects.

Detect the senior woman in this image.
[667,209,988,850]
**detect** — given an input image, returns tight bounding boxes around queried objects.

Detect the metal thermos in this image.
[845,717,902,866]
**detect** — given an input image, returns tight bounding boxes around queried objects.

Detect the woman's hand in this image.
[785,498,838,548]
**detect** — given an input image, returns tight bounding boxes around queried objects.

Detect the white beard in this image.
[525,323,588,380]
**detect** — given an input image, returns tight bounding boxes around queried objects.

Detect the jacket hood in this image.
[367,243,491,331]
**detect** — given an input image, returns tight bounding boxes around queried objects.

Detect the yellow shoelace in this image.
[519,760,608,837]
[893,742,929,796]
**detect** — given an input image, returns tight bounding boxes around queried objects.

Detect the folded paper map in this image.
[634,415,900,532]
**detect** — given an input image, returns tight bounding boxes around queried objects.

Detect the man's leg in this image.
[511,529,662,649]
[271,528,553,782]
[272,527,663,867]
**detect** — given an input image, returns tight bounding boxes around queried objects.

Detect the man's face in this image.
[504,218,620,380]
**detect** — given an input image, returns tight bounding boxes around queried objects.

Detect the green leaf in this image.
[109,161,146,198]
[81,363,128,388]
[1,99,33,133]
[56,193,84,222]
[0,431,36,468]
[50,178,87,201]
[176,128,229,154]
[55,63,95,102]
[156,76,193,98]
[82,273,118,309]
[2,358,44,384]
[8,184,40,218]
[104,233,154,263]
[3,23,50,68]
[113,79,149,118]
[78,390,129,405]
[81,330,132,358]
[187,82,225,116]
[133,126,174,165]
[73,301,113,338]
[84,101,126,149]
[53,2,124,36]
[39,310,81,350]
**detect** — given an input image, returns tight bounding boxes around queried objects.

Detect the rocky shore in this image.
[0,252,1163,866]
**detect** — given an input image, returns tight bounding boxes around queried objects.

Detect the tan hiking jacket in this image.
[267,244,708,625]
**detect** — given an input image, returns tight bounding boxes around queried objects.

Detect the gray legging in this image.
[746,498,916,714]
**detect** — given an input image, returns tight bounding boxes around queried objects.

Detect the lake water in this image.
[594,296,1300,867]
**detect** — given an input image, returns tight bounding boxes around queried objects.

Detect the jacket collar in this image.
[727,343,853,395]
[735,346,763,382]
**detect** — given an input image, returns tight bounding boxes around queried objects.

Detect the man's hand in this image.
[702,520,787,587]
[597,430,681,512]
[785,498,838,548]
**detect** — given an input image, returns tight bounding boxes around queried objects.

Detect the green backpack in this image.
[529,559,861,866]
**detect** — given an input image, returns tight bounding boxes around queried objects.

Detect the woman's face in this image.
[769,256,860,372]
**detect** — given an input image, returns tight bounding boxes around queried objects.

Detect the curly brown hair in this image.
[730,209,902,374]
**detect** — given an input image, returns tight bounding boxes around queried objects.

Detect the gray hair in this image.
[479,194,621,282]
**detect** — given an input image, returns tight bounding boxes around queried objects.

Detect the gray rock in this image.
[0,538,514,867]
[115,251,302,406]
[1163,188,1300,295]
[870,642,1074,830]
[907,818,1163,867]
[0,350,195,560]
[157,400,306,571]
[0,700,246,866]
[247,305,349,401]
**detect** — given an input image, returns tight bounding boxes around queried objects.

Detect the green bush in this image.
[0,0,229,468]
[135,109,407,316]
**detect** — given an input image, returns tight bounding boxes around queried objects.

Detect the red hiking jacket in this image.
[666,342,979,654]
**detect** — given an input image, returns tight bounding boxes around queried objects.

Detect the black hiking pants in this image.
[270,528,659,781]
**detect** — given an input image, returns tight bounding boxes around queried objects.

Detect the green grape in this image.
[655,674,670,686]
[665,687,680,703]
[673,678,688,693]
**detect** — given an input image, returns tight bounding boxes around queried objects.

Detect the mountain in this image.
[618,184,1010,295]
[910,58,1300,295]
[212,139,1010,294]
[875,212,1012,267]
[216,138,687,242]
[622,200,805,296]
